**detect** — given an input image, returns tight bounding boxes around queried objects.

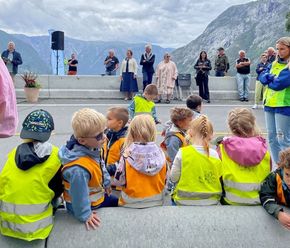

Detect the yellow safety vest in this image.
[0,146,61,241]
[220,144,271,205]
[173,146,222,205]
[134,95,155,116]
[264,61,290,107]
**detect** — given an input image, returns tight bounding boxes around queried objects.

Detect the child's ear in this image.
[77,138,86,145]
[118,120,124,127]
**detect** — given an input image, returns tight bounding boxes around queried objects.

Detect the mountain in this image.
[172,0,290,75]
[0,30,50,74]
[10,33,173,75]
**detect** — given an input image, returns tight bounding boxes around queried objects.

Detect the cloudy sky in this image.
[0,0,254,48]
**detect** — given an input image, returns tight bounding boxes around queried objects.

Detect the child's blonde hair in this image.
[107,107,129,127]
[170,107,193,126]
[276,37,290,69]
[72,108,106,138]
[124,114,156,149]
[187,115,213,156]
[227,108,260,138]
[278,147,290,169]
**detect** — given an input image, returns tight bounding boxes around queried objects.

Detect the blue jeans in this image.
[265,111,290,163]
[236,73,250,99]
[142,71,154,90]
[215,70,225,77]
[106,70,116,76]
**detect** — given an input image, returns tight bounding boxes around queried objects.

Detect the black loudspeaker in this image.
[51,31,64,50]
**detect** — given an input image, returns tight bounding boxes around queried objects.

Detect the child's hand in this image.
[85,211,101,231]
[105,187,112,196]
[278,211,290,229]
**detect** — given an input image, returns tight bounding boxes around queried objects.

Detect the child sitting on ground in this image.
[170,115,222,205]
[128,84,160,124]
[218,108,271,205]
[59,108,118,231]
[161,107,193,192]
[260,147,290,229]
[102,107,129,177]
[113,114,167,208]
[0,109,63,241]
[186,94,203,118]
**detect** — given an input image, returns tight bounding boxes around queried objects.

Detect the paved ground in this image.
[0,99,266,170]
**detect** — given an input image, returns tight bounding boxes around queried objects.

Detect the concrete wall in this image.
[1,206,290,248]
[14,75,257,100]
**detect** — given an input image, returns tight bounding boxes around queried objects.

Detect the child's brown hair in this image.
[144,84,158,96]
[227,108,260,138]
[170,107,193,126]
[187,115,213,156]
[186,94,202,110]
[107,107,129,127]
[278,148,290,169]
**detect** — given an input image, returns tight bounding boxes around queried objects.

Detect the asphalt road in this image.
[0,99,266,170]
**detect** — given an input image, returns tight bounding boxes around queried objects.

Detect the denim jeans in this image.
[265,111,290,163]
[106,70,116,76]
[236,73,250,99]
[142,71,154,90]
[215,70,225,77]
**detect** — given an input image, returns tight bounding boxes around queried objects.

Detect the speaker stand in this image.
[56,50,59,75]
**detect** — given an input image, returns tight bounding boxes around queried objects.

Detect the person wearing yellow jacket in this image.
[170,115,222,205]
[113,114,166,208]
[0,109,63,241]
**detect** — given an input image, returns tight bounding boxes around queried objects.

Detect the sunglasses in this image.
[85,131,105,141]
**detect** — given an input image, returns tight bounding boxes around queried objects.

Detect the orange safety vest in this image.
[102,137,126,166]
[276,173,287,205]
[160,132,188,164]
[62,157,105,207]
[119,159,167,208]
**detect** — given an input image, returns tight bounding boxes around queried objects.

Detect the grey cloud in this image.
[0,0,255,47]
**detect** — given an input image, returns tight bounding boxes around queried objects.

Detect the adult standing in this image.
[1,41,22,82]
[235,50,251,102]
[267,47,276,64]
[259,37,290,164]
[140,44,155,91]
[155,53,178,104]
[194,51,212,103]
[104,49,119,75]
[214,47,229,77]
[67,53,78,75]
[252,53,269,109]
[120,49,138,101]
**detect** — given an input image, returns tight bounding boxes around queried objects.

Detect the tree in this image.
[286,12,290,32]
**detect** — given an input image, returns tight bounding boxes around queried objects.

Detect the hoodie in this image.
[15,142,63,201]
[113,142,166,186]
[59,135,111,222]
[219,136,270,167]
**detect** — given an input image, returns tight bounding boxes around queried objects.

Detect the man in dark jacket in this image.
[214,47,229,77]
[1,41,23,82]
[140,44,155,90]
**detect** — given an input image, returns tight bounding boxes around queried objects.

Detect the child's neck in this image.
[191,136,205,146]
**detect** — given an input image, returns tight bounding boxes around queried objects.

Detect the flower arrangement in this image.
[21,72,41,88]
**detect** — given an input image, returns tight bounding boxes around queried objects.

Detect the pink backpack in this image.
[0,58,18,138]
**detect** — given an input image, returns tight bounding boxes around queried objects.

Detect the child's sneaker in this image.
[252,104,258,109]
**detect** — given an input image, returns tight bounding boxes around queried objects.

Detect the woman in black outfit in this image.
[194,51,212,103]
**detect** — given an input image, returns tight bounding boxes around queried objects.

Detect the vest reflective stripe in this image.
[120,191,164,208]
[276,174,286,205]
[119,159,166,208]
[226,192,260,205]
[0,201,49,215]
[173,146,222,205]
[175,199,220,206]
[264,62,290,107]
[176,190,220,199]
[223,180,261,192]
[1,216,53,234]
[62,157,105,207]
[220,144,270,205]
[134,95,154,115]
[0,146,60,241]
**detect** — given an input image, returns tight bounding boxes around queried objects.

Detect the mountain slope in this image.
[172,0,290,75]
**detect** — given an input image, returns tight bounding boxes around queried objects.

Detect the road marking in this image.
[17,103,257,107]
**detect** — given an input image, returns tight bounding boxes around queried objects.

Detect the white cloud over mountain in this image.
[0,0,254,47]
